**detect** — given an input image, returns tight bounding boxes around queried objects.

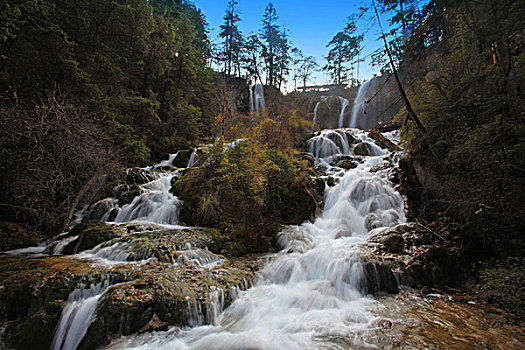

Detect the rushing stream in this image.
[103,128,406,349]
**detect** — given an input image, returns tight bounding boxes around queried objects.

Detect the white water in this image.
[51,281,110,350]
[338,97,349,128]
[311,96,349,130]
[350,77,394,130]
[249,84,265,115]
[106,128,405,350]
[113,174,181,225]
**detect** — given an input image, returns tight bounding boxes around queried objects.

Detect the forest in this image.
[0,0,524,349]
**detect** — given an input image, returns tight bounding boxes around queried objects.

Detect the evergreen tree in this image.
[324,17,363,85]
[219,0,243,76]
[259,2,289,88]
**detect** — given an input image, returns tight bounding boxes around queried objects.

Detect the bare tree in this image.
[0,89,120,235]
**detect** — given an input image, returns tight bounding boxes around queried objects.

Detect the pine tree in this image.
[324,17,363,85]
[219,0,243,76]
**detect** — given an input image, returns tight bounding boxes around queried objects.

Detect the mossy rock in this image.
[4,300,64,350]
[173,149,194,168]
[125,168,158,185]
[353,142,372,156]
[62,221,124,254]
[337,159,358,170]
[118,187,141,207]
[0,222,48,252]
[0,256,134,320]
[368,129,400,152]
[80,276,196,349]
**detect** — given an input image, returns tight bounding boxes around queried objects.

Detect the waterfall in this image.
[312,101,320,130]
[311,96,349,130]
[51,281,110,350]
[106,128,405,350]
[249,84,265,115]
[114,174,181,225]
[187,149,198,168]
[338,97,349,128]
[350,76,398,130]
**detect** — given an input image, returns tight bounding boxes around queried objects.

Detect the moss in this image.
[118,187,141,207]
[338,159,358,170]
[62,221,123,254]
[0,221,48,251]
[172,149,193,168]
[476,257,525,317]
[5,300,64,350]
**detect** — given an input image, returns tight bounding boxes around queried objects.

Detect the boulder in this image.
[368,130,400,152]
[353,142,372,156]
[62,221,124,255]
[125,168,158,185]
[0,222,48,252]
[173,149,194,168]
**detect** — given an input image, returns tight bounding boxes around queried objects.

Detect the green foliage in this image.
[324,16,363,85]
[0,0,215,166]
[400,0,525,254]
[219,0,243,76]
[172,136,318,255]
[260,3,290,88]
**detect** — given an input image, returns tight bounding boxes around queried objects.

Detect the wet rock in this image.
[125,168,158,185]
[86,199,118,221]
[353,142,372,156]
[0,222,48,252]
[368,130,400,152]
[173,149,194,168]
[4,300,64,350]
[370,162,392,173]
[62,221,124,255]
[363,261,399,294]
[369,229,405,253]
[361,224,460,289]
[117,186,142,207]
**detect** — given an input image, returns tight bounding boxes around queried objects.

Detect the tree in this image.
[324,16,363,85]
[298,56,319,88]
[219,0,243,76]
[259,2,289,88]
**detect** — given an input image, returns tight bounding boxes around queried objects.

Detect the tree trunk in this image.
[373,1,426,134]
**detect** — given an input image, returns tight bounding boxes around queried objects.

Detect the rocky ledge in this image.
[0,222,265,350]
[359,222,460,291]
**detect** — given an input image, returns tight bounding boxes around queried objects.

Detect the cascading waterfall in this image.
[338,97,349,128]
[51,281,110,350]
[113,174,181,225]
[350,76,395,130]
[249,84,265,115]
[311,96,349,130]
[312,101,320,130]
[106,128,406,350]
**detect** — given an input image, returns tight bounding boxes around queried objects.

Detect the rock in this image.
[368,130,400,152]
[4,300,64,350]
[138,313,168,334]
[86,198,118,221]
[125,168,158,185]
[353,142,372,156]
[363,261,399,294]
[370,162,392,173]
[173,149,194,168]
[117,186,142,207]
[360,224,460,289]
[0,222,48,252]
[62,221,124,254]
[1,249,264,350]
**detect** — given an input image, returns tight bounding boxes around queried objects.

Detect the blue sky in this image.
[193,0,385,88]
